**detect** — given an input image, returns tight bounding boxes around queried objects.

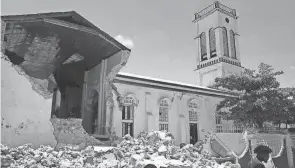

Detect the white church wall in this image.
[215,133,246,155]
[1,60,57,148]
[221,62,243,76]
[195,6,242,87]
[195,11,219,36]
[113,82,225,145]
[179,95,203,144]
[217,12,240,61]
[217,12,238,32]
[198,63,224,87]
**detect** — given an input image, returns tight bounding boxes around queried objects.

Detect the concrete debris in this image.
[1,131,241,168]
[50,117,105,150]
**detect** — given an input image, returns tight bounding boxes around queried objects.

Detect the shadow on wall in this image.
[1,60,57,148]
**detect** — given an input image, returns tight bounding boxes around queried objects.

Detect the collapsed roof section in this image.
[1,11,131,98]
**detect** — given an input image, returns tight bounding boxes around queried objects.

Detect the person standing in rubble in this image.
[249,145,276,168]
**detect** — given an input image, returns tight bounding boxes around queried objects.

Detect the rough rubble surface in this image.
[1,131,241,168]
[50,117,105,150]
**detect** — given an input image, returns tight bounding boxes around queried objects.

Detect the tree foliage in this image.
[210,63,295,128]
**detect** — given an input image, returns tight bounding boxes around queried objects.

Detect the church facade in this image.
[112,72,236,145]
[1,1,245,147]
[109,1,243,145]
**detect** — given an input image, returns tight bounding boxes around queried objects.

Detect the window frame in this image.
[200,32,208,61]
[188,100,199,123]
[159,98,170,131]
[215,114,223,133]
[229,30,237,59]
[221,27,229,57]
[209,28,217,58]
[121,95,136,136]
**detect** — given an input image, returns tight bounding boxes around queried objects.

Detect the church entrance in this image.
[189,123,198,144]
[122,95,136,137]
[188,99,199,145]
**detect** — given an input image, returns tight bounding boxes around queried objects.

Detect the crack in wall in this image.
[105,50,130,145]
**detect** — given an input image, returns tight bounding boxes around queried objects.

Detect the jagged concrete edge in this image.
[237,134,250,159]
[1,21,53,99]
[50,117,61,150]
[272,137,284,158]
[105,50,130,142]
[1,21,6,53]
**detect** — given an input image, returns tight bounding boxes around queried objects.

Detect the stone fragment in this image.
[50,118,104,150]
[0,131,239,168]
[84,156,94,164]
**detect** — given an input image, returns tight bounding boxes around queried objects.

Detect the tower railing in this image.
[194,3,215,20]
[219,3,237,16]
[194,2,237,21]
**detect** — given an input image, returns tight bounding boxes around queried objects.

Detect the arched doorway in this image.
[121,94,136,137]
[188,99,199,144]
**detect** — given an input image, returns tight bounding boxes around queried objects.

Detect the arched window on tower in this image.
[122,94,136,137]
[188,99,199,144]
[200,32,207,61]
[159,98,169,131]
[230,30,237,59]
[221,27,229,57]
[209,28,217,58]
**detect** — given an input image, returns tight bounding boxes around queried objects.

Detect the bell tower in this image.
[193,1,242,87]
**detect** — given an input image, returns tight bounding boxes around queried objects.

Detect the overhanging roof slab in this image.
[1,11,131,97]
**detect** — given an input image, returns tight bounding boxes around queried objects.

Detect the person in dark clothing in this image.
[249,145,273,168]
[144,164,157,168]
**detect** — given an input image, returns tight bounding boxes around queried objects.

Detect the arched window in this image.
[188,100,198,122]
[159,98,169,131]
[200,32,207,61]
[230,30,236,59]
[209,28,217,58]
[122,94,136,136]
[215,114,222,133]
[188,99,199,144]
[221,27,229,57]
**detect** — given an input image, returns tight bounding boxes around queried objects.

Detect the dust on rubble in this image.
[1,131,241,168]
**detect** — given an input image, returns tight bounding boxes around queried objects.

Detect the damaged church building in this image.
[1,2,244,148]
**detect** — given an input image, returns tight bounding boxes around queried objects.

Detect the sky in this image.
[1,0,295,87]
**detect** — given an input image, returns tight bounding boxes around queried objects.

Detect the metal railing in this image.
[214,125,290,134]
[219,3,236,16]
[257,127,288,134]
[195,3,216,20]
[194,2,237,20]
[215,126,244,133]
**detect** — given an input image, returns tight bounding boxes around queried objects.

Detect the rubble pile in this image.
[50,117,105,150]
[1,131,241,168]
[116,131,240,168]
[1,144,119,168]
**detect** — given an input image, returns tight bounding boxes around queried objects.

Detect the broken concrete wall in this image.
[50,117,104,150]
[1,60,57,148]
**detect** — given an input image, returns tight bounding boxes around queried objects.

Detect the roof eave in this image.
[115,73,236,98]
[1,14,131,52]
